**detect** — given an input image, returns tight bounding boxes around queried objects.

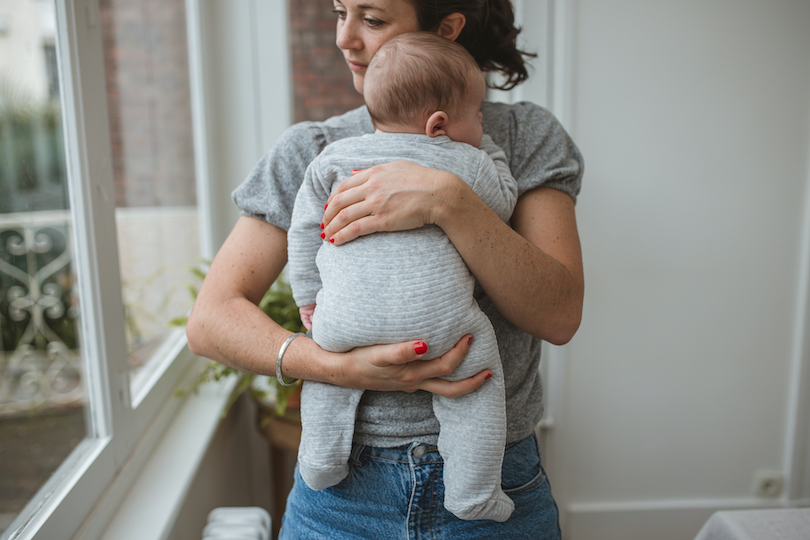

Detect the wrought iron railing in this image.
[0,211,83,416]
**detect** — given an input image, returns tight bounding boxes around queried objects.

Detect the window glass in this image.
[98,0,199,386]
[0,1,87,534]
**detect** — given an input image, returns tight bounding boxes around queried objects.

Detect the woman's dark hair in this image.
[409,0,535,90]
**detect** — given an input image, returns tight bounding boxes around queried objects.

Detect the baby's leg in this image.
[297,380,364,490]
[433,311,514,522]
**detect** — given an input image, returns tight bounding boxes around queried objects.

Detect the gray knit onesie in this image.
[287,133,518,522]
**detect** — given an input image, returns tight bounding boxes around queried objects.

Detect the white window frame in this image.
[4,0,293,538]
[2,0,201,538]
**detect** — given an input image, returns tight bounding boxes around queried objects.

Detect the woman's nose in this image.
[336,20,361,50]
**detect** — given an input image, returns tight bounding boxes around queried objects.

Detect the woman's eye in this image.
[364,17,384,27]
[332,9,347,20]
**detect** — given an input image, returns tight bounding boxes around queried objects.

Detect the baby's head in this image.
[364,32,485,147]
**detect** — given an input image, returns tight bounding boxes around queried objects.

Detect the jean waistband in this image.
[351,441,440,465]
[350,432,538,465]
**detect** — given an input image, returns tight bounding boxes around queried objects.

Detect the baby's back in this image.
[308,133,500,357]
[312,225,478,355]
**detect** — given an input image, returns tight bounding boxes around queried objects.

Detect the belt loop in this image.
[350,443,365,465]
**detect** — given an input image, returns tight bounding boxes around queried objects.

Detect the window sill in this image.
[75,355,237,540]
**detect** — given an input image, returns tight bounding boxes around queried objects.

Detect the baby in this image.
[287,32,518,522]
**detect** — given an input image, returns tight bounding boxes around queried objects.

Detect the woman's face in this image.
[333,0,421,94]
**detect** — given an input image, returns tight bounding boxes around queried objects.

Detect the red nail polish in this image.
[414,342,428,355]
[485,373,493,380]
[468,336,473,345]
[320,222,324,230]
[320,232,326,239]
[329,237,335,244]
[324,203,328,210]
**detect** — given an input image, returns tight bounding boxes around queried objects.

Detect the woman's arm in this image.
[321,166,584,344]
[186,215,491,395]
[439,183,583,344]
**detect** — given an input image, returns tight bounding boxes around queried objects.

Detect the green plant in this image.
[173,262,305,417]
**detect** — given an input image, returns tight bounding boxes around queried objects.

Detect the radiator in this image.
[201,507,271,540]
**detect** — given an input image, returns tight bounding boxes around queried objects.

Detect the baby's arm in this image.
[288,162,334,310]
[475,135,519,222]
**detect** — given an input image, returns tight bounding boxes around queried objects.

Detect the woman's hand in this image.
[321,161,461,245]
[287,332,491,398]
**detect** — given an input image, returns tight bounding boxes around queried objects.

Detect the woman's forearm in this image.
[435,178,584,344]
[186,217,293,374]
[189,287,485,394]
[186,218,346,382]
[187,216,488,395]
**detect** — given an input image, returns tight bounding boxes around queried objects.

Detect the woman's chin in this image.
[352,73,365,95]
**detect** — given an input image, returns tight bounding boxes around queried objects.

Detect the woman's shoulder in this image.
[481,100,575,160]
[259,106,374,179]
[482,101,583,201]
[283,105,374,151]
[232,106,373,230]
[481,101,561,139]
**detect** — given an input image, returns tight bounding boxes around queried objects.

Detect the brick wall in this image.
[99,0,360,207]
[289,0,365,123]
[100,0,196,208]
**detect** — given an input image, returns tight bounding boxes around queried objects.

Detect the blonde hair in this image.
[364,32,482,130]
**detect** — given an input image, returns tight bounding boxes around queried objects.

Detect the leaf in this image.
[168,315,189,327]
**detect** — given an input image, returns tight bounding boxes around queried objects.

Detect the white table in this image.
[694,508,810,540]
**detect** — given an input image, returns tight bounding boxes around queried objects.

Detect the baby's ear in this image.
[426,111,448,137]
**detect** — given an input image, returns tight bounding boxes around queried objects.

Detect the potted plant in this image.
[173,264,305,420]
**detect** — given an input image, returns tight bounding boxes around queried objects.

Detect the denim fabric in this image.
[279,433,560,540]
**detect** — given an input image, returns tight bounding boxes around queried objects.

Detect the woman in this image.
[186,0,584,538]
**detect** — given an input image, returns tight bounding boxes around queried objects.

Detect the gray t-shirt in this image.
[233,101,583,446]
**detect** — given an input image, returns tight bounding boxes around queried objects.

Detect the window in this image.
[0,0,203,538]
[98,0,199,396]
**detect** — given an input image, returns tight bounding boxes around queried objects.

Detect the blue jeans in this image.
[279,433,561,539]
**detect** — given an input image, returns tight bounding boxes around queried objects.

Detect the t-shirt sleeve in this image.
[232,122,327,232]
[488,102,584,202]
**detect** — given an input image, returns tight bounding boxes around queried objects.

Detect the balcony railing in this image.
[0,211,82,417]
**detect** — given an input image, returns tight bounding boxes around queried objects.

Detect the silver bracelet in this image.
[276,333,306,387]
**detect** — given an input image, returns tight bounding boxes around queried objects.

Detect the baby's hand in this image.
[299,303,315,331]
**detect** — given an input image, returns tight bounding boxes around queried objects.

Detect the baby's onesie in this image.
[287,132,518,522]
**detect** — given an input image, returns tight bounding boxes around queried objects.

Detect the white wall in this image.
[533,1,810,538]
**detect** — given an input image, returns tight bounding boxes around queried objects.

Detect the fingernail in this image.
[414,342,428,355]
[324,203,328,210]
[329,237,335,244]
[320,232,326,239]
[485,373,493,380]
[352,169,360,172]
[468,336,473,345]
[320,222,324,230]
